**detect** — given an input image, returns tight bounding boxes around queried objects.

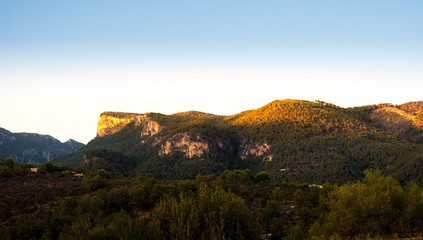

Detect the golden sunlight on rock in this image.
[96,113,136,137]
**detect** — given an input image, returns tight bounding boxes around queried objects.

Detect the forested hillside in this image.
[53,99,423,184]
[2,159,423,240]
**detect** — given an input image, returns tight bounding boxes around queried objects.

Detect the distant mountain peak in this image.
[0,128,85,164]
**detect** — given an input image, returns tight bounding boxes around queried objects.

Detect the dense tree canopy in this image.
[2,160,423,240]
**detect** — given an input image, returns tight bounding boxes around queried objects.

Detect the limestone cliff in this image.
[136,115,162,143]
[96,112,138,137]
[97,112,163,142]
[240,141,273,162]
[159,132,211,158]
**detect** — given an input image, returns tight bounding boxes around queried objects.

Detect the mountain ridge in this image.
[0,127,84,165]
[53,99,423,183]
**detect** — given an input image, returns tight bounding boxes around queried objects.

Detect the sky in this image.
[1,0,422,144]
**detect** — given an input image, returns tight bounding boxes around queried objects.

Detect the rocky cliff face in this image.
[136,115,162,142]
[158,132,236,159]
[97,113,137,137]
[240,141,272,162]
[97,112,163,142]
[159,132,211,158]
[0,127,84,165]
[95,111,237,160]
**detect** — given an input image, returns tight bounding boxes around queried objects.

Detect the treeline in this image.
[0,158,33,177]
[2,162,423,239]
[0,158,77,177]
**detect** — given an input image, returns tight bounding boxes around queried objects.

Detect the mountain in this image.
[0,128,84,165]
[52,99,423,184]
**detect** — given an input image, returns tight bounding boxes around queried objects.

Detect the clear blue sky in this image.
[1,0,422,143]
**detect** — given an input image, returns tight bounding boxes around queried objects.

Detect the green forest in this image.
[2,159,423,240]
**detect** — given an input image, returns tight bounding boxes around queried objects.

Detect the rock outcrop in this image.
[96,113,137,137]
[159,132,211,158]
[240,141,273,162]
[97,113,163,144]
[136,115,162,143]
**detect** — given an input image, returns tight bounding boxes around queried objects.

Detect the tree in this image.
[147,185,260,240]
[317,170,407,239]
[4,158,15,169]
[97,169,111,179]
[256,171,271,184]
[147,194,199,240]
[39,162,63,173]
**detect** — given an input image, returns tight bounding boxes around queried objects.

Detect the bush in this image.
[39,162,67,174]
[83,176,108,191]
[97,169,111,179]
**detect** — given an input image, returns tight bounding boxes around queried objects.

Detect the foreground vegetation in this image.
[2,159,423,239]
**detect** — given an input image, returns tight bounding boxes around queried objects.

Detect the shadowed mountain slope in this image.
[0,128,84,165]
